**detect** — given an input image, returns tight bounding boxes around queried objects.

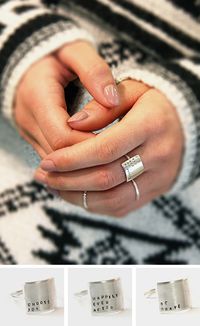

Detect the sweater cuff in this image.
[0,13,95,125]
[113,67,197,194]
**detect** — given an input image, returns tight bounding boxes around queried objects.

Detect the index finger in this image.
[40,104,147,172]
[30,57,94,150]
[68,79,149,131]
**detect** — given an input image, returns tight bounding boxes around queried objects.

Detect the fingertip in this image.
[40,159,56,172]
[68,110,89,123]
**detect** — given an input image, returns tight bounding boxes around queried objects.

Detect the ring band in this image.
[83,191,88,209]
[131,179,140,201]
[122,154,144,182]
[124,155,140,200]
[11,290,23,299]
[144,288,157,299]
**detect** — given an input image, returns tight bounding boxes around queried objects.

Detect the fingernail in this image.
[47,187,59,197]
[41,160,56,171]
[104,84,120,106]
[68,110,89,123]
[34,172,46,184]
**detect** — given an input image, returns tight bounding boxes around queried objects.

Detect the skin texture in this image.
[14,41,119,157]
[34,81,184,217]
[14,41,184,217]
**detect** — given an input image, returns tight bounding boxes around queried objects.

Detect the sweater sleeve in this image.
[112,55,200,194]
[0,0,94,123]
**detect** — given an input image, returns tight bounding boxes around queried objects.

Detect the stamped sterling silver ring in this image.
[122,154,144,182]
[11,278,56,314]
[75,278,124,315]
[145,278,191,314]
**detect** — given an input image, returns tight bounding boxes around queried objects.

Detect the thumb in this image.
[67,80,150,131]
[56,41,120,108]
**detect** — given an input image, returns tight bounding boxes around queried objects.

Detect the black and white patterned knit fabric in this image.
[0,0,200,264]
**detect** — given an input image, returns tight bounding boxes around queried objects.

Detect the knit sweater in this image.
[0,0,200,264]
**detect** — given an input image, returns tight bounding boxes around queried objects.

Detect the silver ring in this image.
[144,288,157,299]
[11,290,23,299]
[131,179,140,201]
[122,154,144,182]
[145,279,191,314]
[11,278,56,314]
[83,191,88,209]
[124,155,140,200]
[75,278,124,315]
[74,290,88,298]
[89,278,124,315]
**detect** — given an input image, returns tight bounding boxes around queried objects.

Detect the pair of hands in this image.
[15,41,184,217]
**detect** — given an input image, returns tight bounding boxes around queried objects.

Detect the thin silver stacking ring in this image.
[83,191,88,209]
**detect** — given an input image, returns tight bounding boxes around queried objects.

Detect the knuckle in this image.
[163,142,172,159]
[51,136,67,151]
[113,209,129,218]
[85,61,110,79]
[97,142,116,163]
[106,192,124,213]
[141,117,153,137]
[97,168,115,190]
[145,114,168,137]
[158,142,172,162]
[154,118,166,135]
[53,175,66,189]
[45,175,58,189]
[15,110,26,128]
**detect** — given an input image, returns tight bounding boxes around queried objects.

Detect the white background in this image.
[68,267,132,326]
[137,267,200,326]
[0,267,64,326]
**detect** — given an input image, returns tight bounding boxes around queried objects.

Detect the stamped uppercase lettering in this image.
[27,298,50,312]
[92,292,119,312]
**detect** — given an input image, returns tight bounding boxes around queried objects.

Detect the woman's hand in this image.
[15,41,119,158]
[34,80,184,217]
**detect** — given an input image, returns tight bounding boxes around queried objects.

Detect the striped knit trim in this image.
[122,0,200,42]
[178,58,200,80]
[114,65,197,193]
[112,0,200,54]
[1,21,72,86]
[0,23,5,33]
[14,5,39,14]
[0,0,51,26]
[167,0,200,21]
[1,24,94,124]
[98,0,197,57]
[0,13,74,77]
[0,8,50,28]
[163,61,200,183]
[69,0,188,59]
